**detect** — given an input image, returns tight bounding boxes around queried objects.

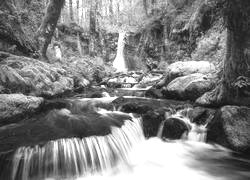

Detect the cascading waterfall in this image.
[7,106,250,180]
[11,114,144,180]
[157,108,207,142]
[112,32,127,72]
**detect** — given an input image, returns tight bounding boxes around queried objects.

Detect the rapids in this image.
[2,97,250,180]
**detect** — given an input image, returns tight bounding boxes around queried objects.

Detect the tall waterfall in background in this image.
[113,32,127,72]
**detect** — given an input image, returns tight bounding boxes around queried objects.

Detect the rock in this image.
[112,97,189,113]
[207,106,250,153]
[145,88,164,99]
[142,109,167,137]
[0,94,44,126]
[139,73,163,86]
[111,96,192,137]
[162,73,215,101]
[114,88,147,97]
[0,108,131,153]
[157,61,216,88]
[107,76,138,88]
[188,106,215,125]
[0,85,9,93]
[0,54,89,97]
[167,60,216,76]
[195,88,217,106]
[162,117,190,140]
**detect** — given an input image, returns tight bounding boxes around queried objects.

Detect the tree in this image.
[69,0,74,22]
[143,0,148,16]
[197,0,250,106]
[76,0,80,24]
[36,0,65,60]
[89,0,97,56]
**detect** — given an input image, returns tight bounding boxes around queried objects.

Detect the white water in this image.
[10,108,250,180]
[11,114,143,180]
[157,109,207,142]
[113,32,127,72]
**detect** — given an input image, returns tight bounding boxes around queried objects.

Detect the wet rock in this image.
[120,102,153,114]
[0,108,131,153]
[207,106,250,154]
[111,97,191,138]
[188,106,215,125]
[162,73,215,101]
[107,76,138,88]
[114,88,147,97]
[145,88,164,99]
[162,117,190,140]
[142,108,172,137]
[0,54,89,97]
[138,73,163,87]
[0,94,44,126]
[112,97,188,114]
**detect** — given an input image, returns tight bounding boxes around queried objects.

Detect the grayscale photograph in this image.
[0,0,250,179]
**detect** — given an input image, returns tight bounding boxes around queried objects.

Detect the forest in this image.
[0,0,250,180]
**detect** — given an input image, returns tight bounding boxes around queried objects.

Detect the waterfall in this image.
[113,32,127,72]
[157,108,207,142]
[5,105,250,180]
[11,114,144,180]
[187,123,207,142]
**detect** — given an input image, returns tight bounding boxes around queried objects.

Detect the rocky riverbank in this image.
[0,52,250,156]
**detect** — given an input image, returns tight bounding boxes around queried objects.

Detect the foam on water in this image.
[11,114,143,180]
[72,138,250,180]
[10,108,250,180]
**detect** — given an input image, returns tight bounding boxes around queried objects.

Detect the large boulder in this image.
[207,106,250,154]
[162,73,215,101]
[0,53,89,97]
[0,94,44,126]
[0,108,131,153]
[188,106,215,125]
[161,117,190,140]
[111,96,191,137]
[156,61,216,88]
[167,61,216,76]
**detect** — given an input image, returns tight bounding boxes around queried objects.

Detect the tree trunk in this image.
[76,0,80,24]
[89,0,97,56]
[36,0,65,61]
[77,32,83,56]
[143,0,148,17]
[196,0,250,106]
[81,0,85,26]
[69,0,74,22]
[222,0,250,103]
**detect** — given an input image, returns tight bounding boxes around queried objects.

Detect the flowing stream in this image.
[7,102,250,180]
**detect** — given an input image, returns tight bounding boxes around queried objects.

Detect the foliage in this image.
[0,0,37,55]
[233,76,250,89]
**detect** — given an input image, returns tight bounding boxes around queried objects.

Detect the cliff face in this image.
[124,0,226,71]
[0,0,225,68]
[0,0,38,56]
